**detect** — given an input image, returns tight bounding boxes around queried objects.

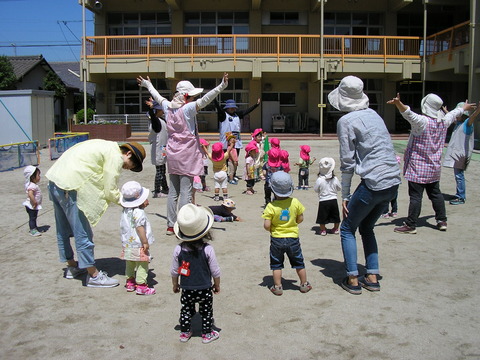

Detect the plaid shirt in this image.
[401,107,460,184]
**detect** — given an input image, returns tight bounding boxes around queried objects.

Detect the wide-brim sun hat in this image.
[421,93,444,121]
[223,99,238,109]
[327,75,369,112]
[270,171,294,197]
[200,138,210,146]
[119,142,146,172]
[174,204,214,242]
[245,142,258,155]
[267,148,281,167]
[120,181,149,208]
[318,157,335,178]
[211,142,225,162]
[222,198,236,209]
[24,165,37,186]
[176,80,203,97]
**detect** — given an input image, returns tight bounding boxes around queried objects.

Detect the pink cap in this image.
[252,128,263,138]
[270,137,280,148]
[300,145,311,161]
[200,138,209,146]
[211,142,224,162]
[267,148,281,167]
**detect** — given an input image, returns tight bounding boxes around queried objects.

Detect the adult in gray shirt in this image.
[328,76,401,295]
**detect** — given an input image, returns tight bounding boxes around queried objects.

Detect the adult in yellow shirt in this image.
[46,139,145,288]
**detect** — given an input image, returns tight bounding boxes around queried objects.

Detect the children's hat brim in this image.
[120,186,150,207]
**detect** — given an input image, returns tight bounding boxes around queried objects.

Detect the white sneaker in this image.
[86,271,119,288]
[65,266,87,279]
[29,229,41,237]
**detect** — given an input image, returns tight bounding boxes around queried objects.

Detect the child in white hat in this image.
[23,165,43,237]
[171,204,221,344]
[120,181,156,295]
[262,171,312,296]
[313,158,341,236]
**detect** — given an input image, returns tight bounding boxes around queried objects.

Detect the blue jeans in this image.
[270,237,305,270]
[48,181,95,269]
[340,181,399,277]
[454,168,466,200]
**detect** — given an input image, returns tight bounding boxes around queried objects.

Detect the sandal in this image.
[270,285,283,296]
[358,275,380,292]
[341,277,362,295]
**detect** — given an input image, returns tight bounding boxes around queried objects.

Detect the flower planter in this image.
[70,123,132,142]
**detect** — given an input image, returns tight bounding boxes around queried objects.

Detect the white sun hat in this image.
[328,75,369,112]
[120,181,149,208]
[421,93,444,121]
[174,204,214,242]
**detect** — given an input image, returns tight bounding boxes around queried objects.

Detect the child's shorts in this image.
[214,170,228,189]
[269,236,305,270]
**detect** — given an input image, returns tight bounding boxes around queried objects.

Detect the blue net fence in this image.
[0,141,40,172]
[48,132,89,160]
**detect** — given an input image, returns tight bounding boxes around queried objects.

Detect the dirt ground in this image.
[1,139,479,360]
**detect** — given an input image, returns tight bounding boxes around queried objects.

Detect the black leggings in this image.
[180,288,214,334]
[25,206,38,230]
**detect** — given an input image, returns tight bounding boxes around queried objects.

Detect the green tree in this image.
[76,108,95,123]
[0,56,17,90]
[43,71,67,100]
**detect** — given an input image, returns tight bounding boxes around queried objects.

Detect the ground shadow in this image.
[154,213,167,221]
[38,225,51,233]
[376,214,435,229]
[259,275,300,292]
[442,192,457,201]
[173,312,222,338]
[310,258,346,286]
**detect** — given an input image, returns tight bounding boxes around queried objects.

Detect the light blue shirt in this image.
[337,108,401,199]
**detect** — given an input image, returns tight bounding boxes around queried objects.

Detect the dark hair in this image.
[30,168,40,181]
[120,147,141,169]
[180,232,213,250]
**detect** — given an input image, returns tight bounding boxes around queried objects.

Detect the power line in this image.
[0,44,81,48]
[57,21,79,61]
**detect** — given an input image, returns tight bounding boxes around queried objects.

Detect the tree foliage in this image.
[43,71,67,99]
[0,56,17,90]
[76,108,95,123]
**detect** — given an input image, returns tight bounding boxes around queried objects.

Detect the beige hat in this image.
[176,80,203,97]
[174,204,214,241]
[421,94,444,121]
[318,157,335,178]
[328,76,369,112]
[120,181,149,208]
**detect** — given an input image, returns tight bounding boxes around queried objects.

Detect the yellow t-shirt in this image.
[46,139,124,226]
[262,197,305,238]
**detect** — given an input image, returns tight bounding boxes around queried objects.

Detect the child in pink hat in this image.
[280,149,291,173]
[199,138,210,192]
[243,142,259,195]
[294,145,316,190]
[202,141,231,201]
[262,148,283,206]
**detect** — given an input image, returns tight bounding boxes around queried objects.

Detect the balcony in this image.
[83,34,422,77]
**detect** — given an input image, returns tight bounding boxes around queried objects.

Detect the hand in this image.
[213,284,220,294]
[222,72,229,85]
[386,93,401,105]
[145,98,154,108]
[235,217,241,222]
[173,283,180,293]
[342,200,349,219]
[257,98,261,105]
[137,75,151,88]
[463,100,477,113]
[142,243,149,255]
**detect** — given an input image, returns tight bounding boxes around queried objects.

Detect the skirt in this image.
[315,199,340,225]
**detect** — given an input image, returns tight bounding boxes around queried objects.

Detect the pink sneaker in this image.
[136,284,156,295]
[179,331,193,343]
[125,278,136,292]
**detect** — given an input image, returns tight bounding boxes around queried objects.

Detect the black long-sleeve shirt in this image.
[148,108,162,133]
[213,99,259,123]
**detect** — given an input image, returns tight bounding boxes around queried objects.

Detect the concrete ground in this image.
[1,139,479,360]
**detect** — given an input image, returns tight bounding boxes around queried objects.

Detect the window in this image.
[261,92,296,107]
[107,12,171,36]
[190,78,250,112]
[324,12,383,36]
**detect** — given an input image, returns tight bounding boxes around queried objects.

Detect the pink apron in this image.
[166,105,204,177]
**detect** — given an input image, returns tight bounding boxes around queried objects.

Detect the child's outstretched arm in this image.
[136,225,149,255]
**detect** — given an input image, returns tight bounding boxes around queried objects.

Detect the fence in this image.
[92,114,149,132]
[48,132,89,160]
[0,141,39,172]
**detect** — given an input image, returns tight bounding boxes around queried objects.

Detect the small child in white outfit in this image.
[313,157,341,236]
[23,165,43,237]
[120,181,156,295]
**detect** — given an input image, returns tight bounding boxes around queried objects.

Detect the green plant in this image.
[76,108,95,123]
[0,56,16,90]
[43,71,67,99]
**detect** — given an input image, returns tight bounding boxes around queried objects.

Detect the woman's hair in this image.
[120,147,141,169]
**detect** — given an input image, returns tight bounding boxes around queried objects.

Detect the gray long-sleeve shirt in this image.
[337,108,401,200]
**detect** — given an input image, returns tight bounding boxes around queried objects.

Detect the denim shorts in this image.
[269,236,305,270]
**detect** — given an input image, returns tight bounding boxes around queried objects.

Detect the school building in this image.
[80,0,478,141]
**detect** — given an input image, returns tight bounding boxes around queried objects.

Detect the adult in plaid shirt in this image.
[387,93,476,234]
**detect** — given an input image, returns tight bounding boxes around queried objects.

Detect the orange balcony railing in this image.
[425,20,469,63]
[84,34,422,66]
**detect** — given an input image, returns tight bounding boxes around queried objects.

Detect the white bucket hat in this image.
[174,204,214,242]
[270,171,294,197]
[318,157,335,178]
[176,80,203,97]
[421,93,444,121]
[328,75,369,112]
[120,181,149,208]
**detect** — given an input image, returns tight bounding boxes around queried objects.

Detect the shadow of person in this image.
[38,225,51,233]
[173,310,222,338]
[310,225,320,235]
[95,257,125,277]
[258,275,299,291]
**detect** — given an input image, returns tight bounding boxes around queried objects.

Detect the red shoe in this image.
[166,227,174,235]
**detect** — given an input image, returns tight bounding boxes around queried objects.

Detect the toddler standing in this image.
[243,142,258,195]
[171,204,221,344]
[23,165,42,237]
[262,171,312,295]
[313,158,341,236]
[203,142,231,201]
[199,138,210,192]
[262,148,283,207]
[226,134,239,185]
[120,181,156,295]
[295,145,316,190]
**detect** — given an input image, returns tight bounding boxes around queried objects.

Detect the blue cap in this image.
[223,99,237,109]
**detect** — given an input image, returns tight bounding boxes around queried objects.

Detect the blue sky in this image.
[0,0,94,62]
